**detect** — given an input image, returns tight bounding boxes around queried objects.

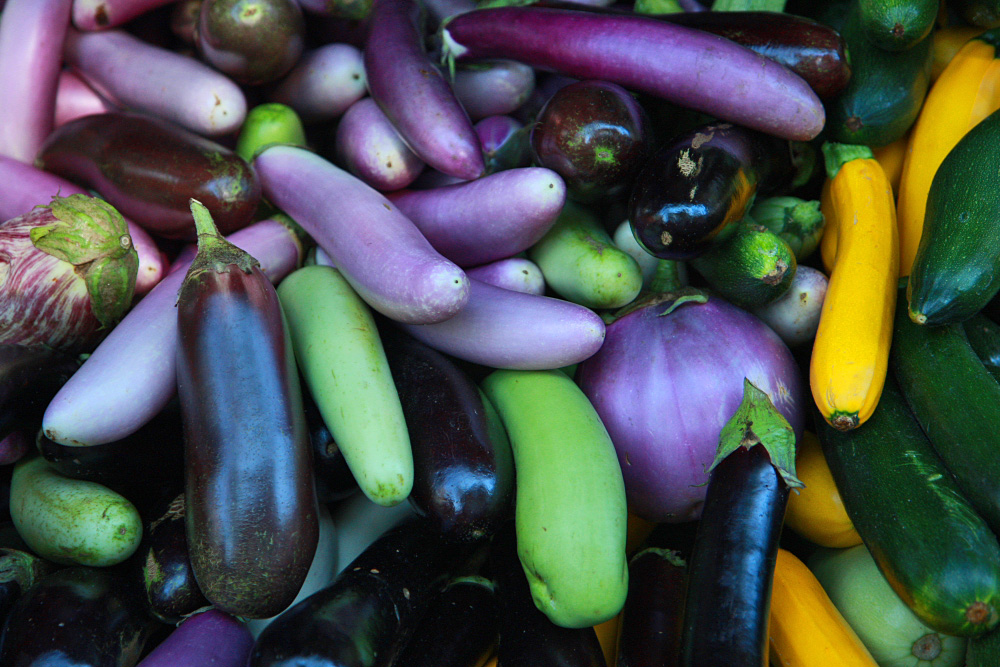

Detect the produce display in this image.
[6,0,1000,665]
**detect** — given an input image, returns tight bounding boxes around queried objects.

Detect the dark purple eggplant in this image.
[382,329,514,542]
[35,112,262,240]
[629,122,797,260]
[303,389,360,505]
[392,575,499,667]
[0,566,159,667]
[250,517,467,667]
[616,547,686,667]
[176,200,317,619]
[0,344,79,441]
[677,379,801,667]
[0,548,53,631]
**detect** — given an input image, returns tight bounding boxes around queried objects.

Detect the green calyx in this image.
[181,200,259,289]
[711,378,804,490]
[29,194,139,329]
[821,141,875,179]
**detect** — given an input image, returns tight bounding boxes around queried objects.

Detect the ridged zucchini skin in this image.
[907,107,1000,325]
[817,376,1000,637]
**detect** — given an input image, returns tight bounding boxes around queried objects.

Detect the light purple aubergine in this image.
[0,0,72,163]
[72,0,177,30]
[365,0,484,180]
[575,292,806,523]
[0,430,30,466]
[269,43,367,123]
[335,97,426,191]
[54,69,116,129]
[135,609,253,667]
[466,257,545,295]
[254,144,470,324]
[42,217,303,447]
[453,60,536,121]
[398,277,605,370]
[387,167,565,267]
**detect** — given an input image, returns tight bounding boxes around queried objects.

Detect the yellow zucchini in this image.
[871,131,909,197]
[783,431,862,549]
[768,548,879,667]
[810,144,898,431]
[897,29,1000,277]
[931,24,988,81]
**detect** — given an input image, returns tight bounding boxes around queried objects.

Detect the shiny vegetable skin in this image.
[616,547,687,667]
[0,345,78,441]
[783,431,861,549]
[35,112,262,240]
[176,202,317,619]
[965,313,1000,382]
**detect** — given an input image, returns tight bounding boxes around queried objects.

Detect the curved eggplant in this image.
[0,345,79,441]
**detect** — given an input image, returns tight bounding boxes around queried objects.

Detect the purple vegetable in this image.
[575,291,805,522]
[0,430,29,466]
[398,277,605,370]
[0,0,72,163]
[41,216,303,447]
[386,167,566,267]
[476,115,531,174]
[269,43,367,123]
[254,144,470,324]
[422,0,476,24]
[365,0,484,180]
[335,96,426,191]
[63,26,247,136]
[453,60,536,120]
[476,114,525,155]
[297,0,371,20]
[440,6,826,141]
[136,609,254,667]
[466,257,546,295]
[54,69,115,129]
[72,0,177,30]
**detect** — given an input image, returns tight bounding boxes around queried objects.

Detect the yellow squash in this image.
[897,29,1000,276]
[811,147,898,431]
[768,548,879,667]
[930,24,987,81]
[784,431,862,549]
[871,131,909,197]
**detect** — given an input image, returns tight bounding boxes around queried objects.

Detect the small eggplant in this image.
[0,194,138,352]
[176,200,317,619]
[0,344,79,440]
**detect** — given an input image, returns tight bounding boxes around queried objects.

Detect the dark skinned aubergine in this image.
[176,199,317,619]
[616,547,687,667]
[303,384,359,505]
[0,344,79,441]
[382,328,514,543]
[0,548,54,630]
[629,121,797,260]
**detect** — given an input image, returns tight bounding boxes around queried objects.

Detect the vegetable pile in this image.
[2,0,1000,665]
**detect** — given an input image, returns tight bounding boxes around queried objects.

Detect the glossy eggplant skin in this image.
[383,330,515,543]
[303,386,359,505]
[250,517,466,667]
[629,122,794,260]
[0,566,159,667]
[35,112,262,240]
[0,345,79,441]
[616,547,687,667]
[176,264,318,619]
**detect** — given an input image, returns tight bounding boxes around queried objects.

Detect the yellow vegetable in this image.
[871,131,909,197]
[811,147,898,431]
[768,548,879,667]
[784,431,862,549]
[897,30,1000,277]
[930,25,987,81]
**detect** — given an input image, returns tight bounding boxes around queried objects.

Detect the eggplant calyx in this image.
[607,286,708,324]
[711,378,803,490]
[183,199,260,282]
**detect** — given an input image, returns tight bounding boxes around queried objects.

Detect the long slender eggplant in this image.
[54,68,116,129]
[335,96,427,192]
[36,112,262,240]
[73,0,177,29]
[269,43,367,123]
[0,345,79,441]
[366,0,484,180]
[176,200,318,619]
[453,60,536,120]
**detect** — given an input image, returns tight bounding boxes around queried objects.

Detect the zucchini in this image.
[858,0,937,51]
[964,314,1000,383]
[817,375,1000,637]
[967,620,1000,665]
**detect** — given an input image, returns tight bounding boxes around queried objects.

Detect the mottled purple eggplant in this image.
[382,329,514,542]
[176,200,317,619]
[0,345,79,441]
[35,112,262,240]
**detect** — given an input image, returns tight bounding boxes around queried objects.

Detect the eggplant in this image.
[335,96,427,192]
[382,328,515,542]
[0,548,53,630]
[137,609,254,667]
[36,112,262,241]
[269,43,367,123]
[629,121,797,260]
[465,257,546,295]
[0,345,79,441]
[0,432,27,466]
[73,0,177,29]
[476,115,532,175]
[54,68,116,129]
[304,389,360,504]
[616,547,687,667]
[176,200,318,619]
[453,60,536,121]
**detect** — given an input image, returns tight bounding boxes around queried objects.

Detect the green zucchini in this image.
[816,376,1000,637]
[858,0,937,52]
[963,314,1000,384]
[966,621,1000,666]
[907,108,1000,325]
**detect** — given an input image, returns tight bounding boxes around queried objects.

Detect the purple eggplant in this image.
[254,144,470,324]
[54,68,115,129]
[616,547,687,667]
[0,432,28,466]
[440,5,826,141]
[0,345,79,441]
[64,26,247,136]
[386,167,566,267]
[575,290,805,523]
[0,548,52,631]
[42,215,304,447]
[0,0,71,163]
[303,388,360,504]
[397,277,605,370]
[36,112,262,240]
[476,115,532,174]
[298,0,372,20]
[72,0,177,29]
[422,0,476,24]
[335,96,427,191]
[269,43,367,123]
[0,194,138,352]
[453,60,536,120]
[466,257,546,295]
[137,609,253,667]
[365,0,484,180]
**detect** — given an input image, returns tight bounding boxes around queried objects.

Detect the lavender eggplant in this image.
[335,96,427,191]
[439,5,826,141]
[453,60,536,120]
[476,115,532,174]
[73,0,177,29]
[268,43,367,123]
[398,278,605,370]
[36,112,262,240]
[0,194,138,351]
[466,257,546,295]
[0,345,79,441]
[42,215,303,446]
[386,167,566,267]
[365,0,484,180]
[54,69,115,129]
[137,609,254,667]
[255,145,469,324]
[64,26,247,136]
[176,200,317,619]
[0,0,71,163]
